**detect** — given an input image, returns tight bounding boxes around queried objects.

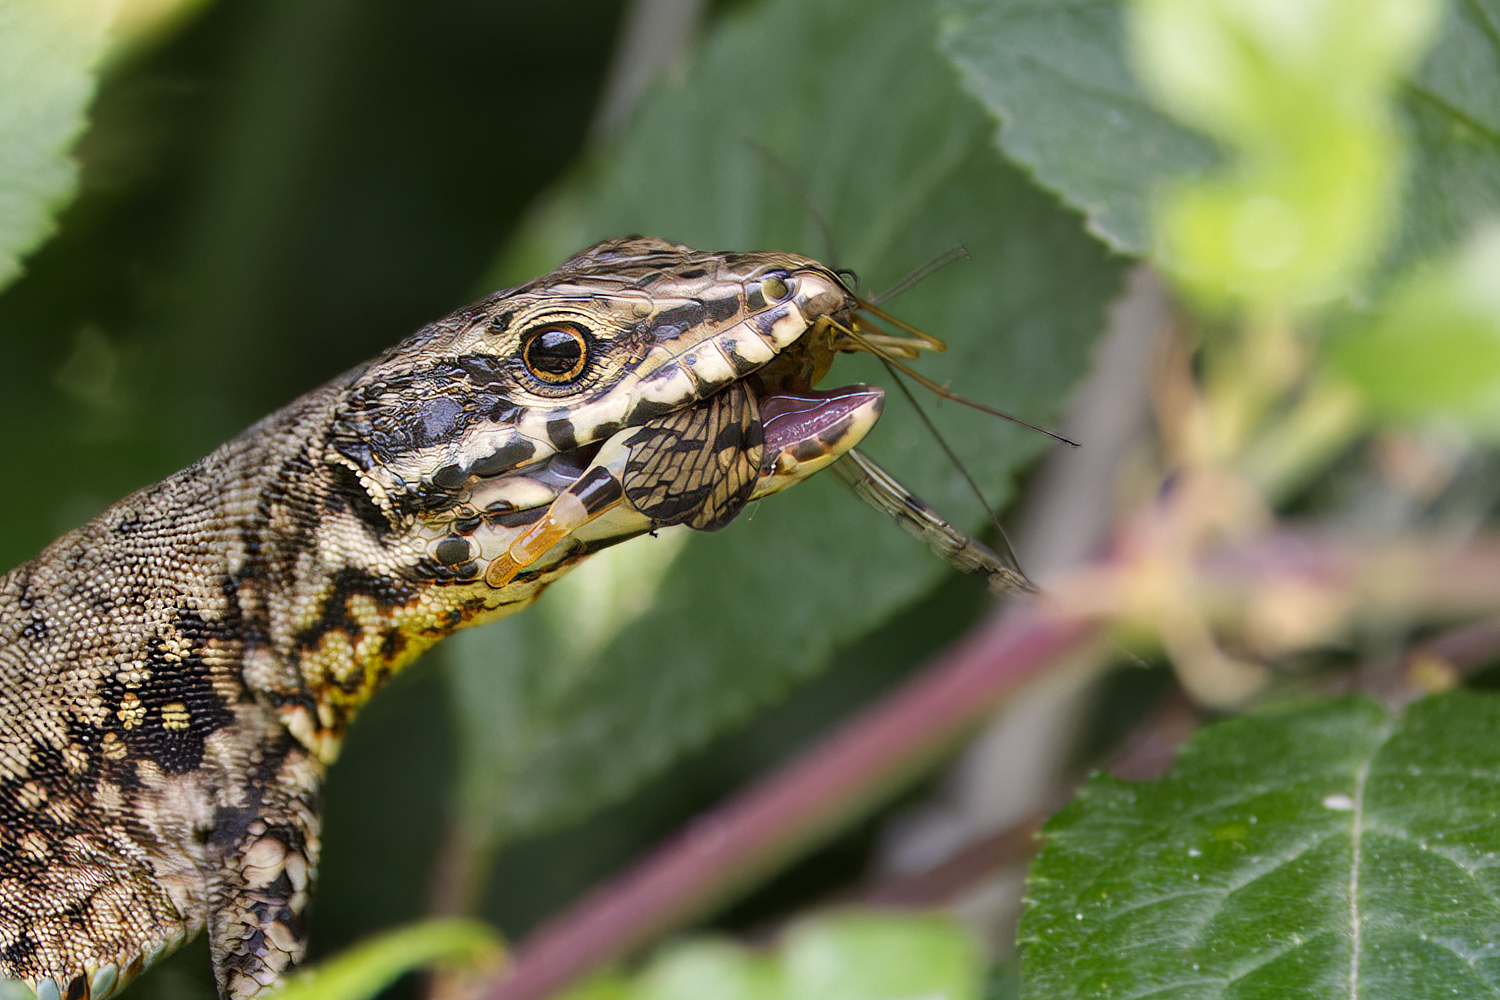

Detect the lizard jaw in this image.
[750,383,885,499]
[471,381,883,589]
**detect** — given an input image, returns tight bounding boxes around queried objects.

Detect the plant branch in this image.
[478,601,1106,1000]
[476,526,1500,1000]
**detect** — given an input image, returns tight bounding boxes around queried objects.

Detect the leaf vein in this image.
[1402,84,1500,149]
[1462,0,1500,64]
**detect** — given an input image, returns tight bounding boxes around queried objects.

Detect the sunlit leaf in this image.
[1330,223,1500,432]
[1021,691,1500,998]
[558,911,981,1000]
[277,920,502,1000]
[936,0,1500,284]
[1127,0,1439,308]
[0,0,118,292]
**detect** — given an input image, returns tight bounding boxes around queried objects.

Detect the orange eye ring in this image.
[522,325,589,383]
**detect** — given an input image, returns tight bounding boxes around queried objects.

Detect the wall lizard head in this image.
[272,237,884,752]
[328,235,882,565]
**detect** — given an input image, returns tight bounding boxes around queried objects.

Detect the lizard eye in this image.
[522,324,589,383]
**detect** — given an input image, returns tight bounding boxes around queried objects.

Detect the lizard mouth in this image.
[433,274,886,587]
[452,371,880,592]
[750,383,884,499]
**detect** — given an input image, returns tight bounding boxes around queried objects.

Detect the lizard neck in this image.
[219,379,541,762]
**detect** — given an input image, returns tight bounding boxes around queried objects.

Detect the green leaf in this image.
[936,0,1500,279]
[1124,0,1440,310]
[276,920,502,1000]
[1390,0,1500,274]
[934,0,1217,254]
[1021,691,1500,999]
[635,941,777,1000]
[779,912,981,1000]
[1329,224,1500,431]
[0,0,118,293]
[558,911,982,1000]
[446,0,1123,844]
[983,957,1020,1000]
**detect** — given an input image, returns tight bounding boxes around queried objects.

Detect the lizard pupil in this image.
[523,325,588,382]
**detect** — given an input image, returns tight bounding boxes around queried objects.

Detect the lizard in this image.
[0,237,892,1000]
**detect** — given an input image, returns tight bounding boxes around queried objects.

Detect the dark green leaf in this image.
[1021,691,1500,998]
[446,0,1123,843]
[934,0,1217,254]
[983,956,1019,1000]
[1391,0,1500,274]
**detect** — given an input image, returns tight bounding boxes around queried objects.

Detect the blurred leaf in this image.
[982,957,1019,1000]
[934,0,1217,254]
[779,912,981,1000]
[447,0,1122,844]
[1330,223,1500,432]
[935,0,1500,284]
[277,920,502,1000]
[1021,691,1500,998]
[1127,0,1438,142]
[636,940,777,1000]
[108,0,213,52]
[1390,0,1500,273]
[0,0,118,292]
[559,911,981,1000]
[1128,0,1439,309]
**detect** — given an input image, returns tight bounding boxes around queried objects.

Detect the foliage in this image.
[4,0,1500,999]
[276,922,503,1000]
[446,0,1120,850]
[556,912,982,1000]
[0,0,117,290]
[1024,693,1500,997]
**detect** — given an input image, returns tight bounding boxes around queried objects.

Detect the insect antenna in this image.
[868,245,970,305]
[873,351,1036,592]
[745,139,842,270]
[830,317,1080,448]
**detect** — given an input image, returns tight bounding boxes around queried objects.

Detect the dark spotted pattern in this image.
[103,612,235,775]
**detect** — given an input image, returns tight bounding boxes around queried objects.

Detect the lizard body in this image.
[0,239,883,999]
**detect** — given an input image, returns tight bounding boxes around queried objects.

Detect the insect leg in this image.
[483,466,626,588]
[832,449,1034,596]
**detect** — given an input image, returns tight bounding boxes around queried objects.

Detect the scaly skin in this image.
[0,238,884,1000]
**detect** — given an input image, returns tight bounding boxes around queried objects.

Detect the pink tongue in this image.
[759,384,883,451]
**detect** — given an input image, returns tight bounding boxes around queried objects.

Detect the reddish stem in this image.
[478,529,1500,1000]
[479,602,1101,1000]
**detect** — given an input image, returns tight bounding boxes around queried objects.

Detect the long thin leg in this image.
[832,449,1035,596]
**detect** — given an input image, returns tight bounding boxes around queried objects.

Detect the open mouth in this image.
[441,281,890,589]
[752,383,884,494]
[739,295,884,494]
